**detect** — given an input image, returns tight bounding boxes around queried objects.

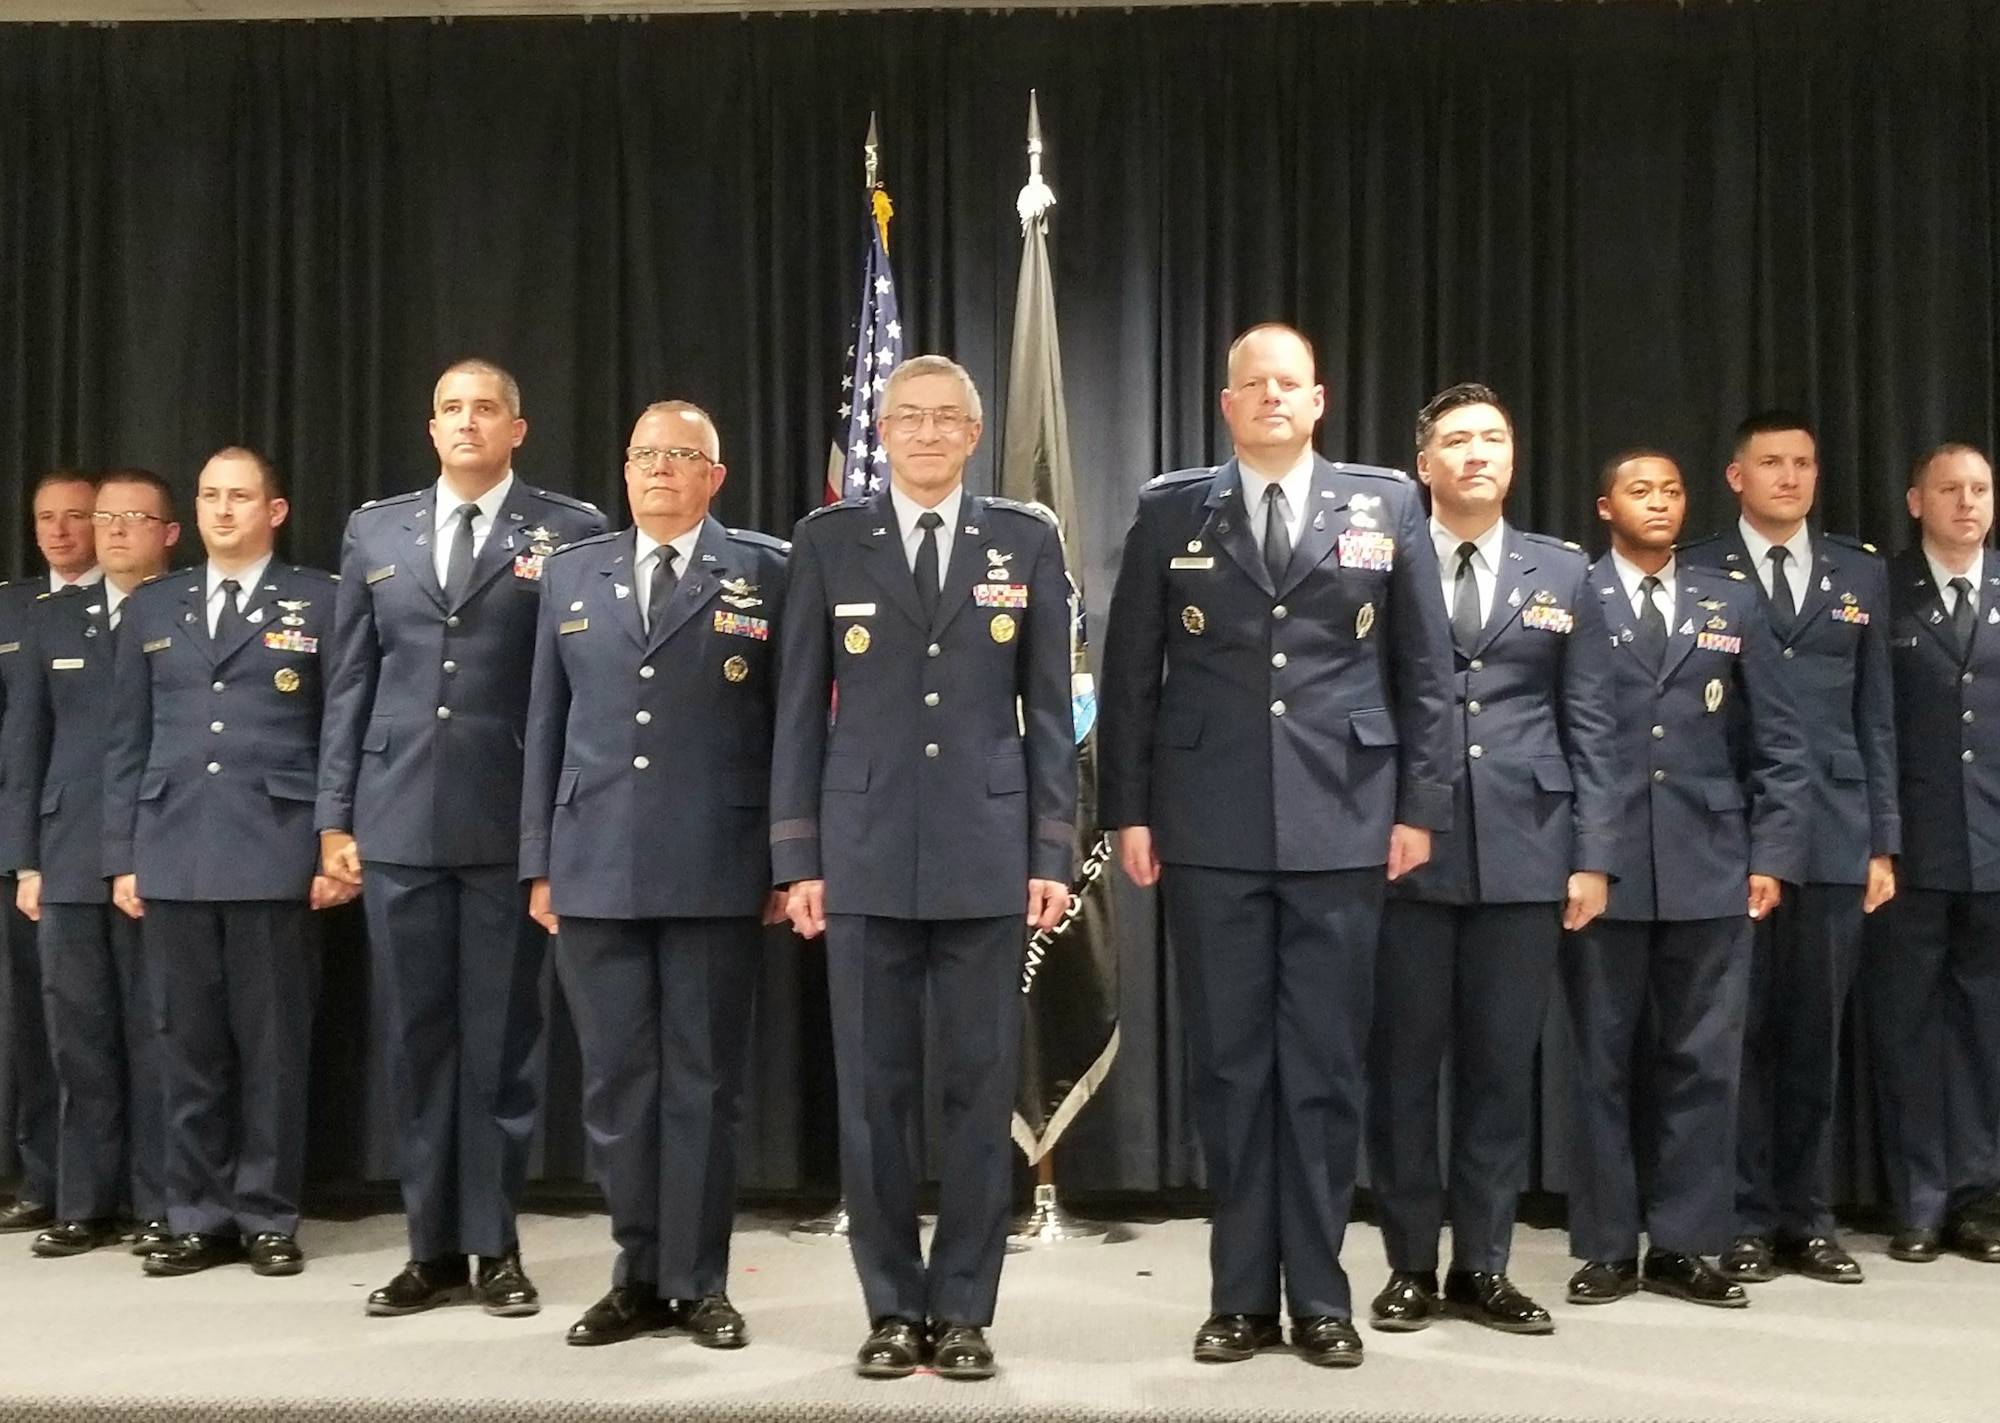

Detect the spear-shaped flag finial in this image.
[864,110,880,192]
[1017,90,1055,230]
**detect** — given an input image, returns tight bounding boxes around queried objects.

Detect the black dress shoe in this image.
[567,1284,670,1346]
[1443,1269,1554,1334]
[1888,1227,1941,1263]
[672,1293,748,1349]
[31,1218,124,1257]
[1291,1315,1364,1368]
[856,1317,928,1379]
[1773,1235,1863,1284]
[247,1233,304,1277]
[475,1249,540,1316]
[130,1220,173,1256]
[1192,1312,1283,1362]
[143,1232,247,1276]
[930,1323,996,1381]
[366,1257,472,1316]
[1641,1249,1749,1308]
[0,1199,54,1234]
[1718,1235,1776,1283]
[1947,1215,2000,1263]
[1567,1258,1639,1304]
[1368,1270,1440,1332]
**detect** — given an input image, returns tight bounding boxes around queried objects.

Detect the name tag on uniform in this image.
[0,642,17,655]
[1695,631,1742,654]
[1336,531,1396,571]
[833,603,876,617]
[1520,604,1574,634]
[1170,556,1215,570]
[143,637,172,654]
[263,629,318,654]
[559,618,589,635]
[973,583,1029,609]
[50,657,84,670]
[513,553,545,581]
[713,611,770,641]
[1831,605,1870,625]
[365,565,396,584]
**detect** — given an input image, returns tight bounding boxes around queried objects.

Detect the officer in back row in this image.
[773,355,1076,1382]
[318,360,606,1318]
[1101,324,1456,1369]
[522,401,786,1350]
[1680,413,1898,1288]
[1864,443,2000,1264]
[1562,452,1809,1310]
[1366,384,1615,1338]
[106,448,353,1277]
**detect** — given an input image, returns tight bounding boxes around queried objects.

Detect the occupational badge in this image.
[990,613,1017,644]
[277,599,310,627]
[844,624,871,655]
[719,577,762,610]
[274,667,302,694]
[722,655,749,683]
[1704,678,1724,713]
[1181,606,1206,636]
[1356,603,1376,639]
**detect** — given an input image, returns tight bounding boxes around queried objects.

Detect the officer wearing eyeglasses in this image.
[317,359,605,1318]
[521,402,786,1350]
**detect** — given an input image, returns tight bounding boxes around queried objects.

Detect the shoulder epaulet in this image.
[354,489,423,515]
[980,496,1057,525]
[287,565,340,585]
[1677,532,1722,552]
[1143,467,1215,491]
[727,527,791,553]
[1328,461,1411,483]
[547,530,618,559]
[530,487,602,517]
[799,498,866,524]
[34,591,51,601]
[1520,530,1584,552]
[1825,532,1882,556]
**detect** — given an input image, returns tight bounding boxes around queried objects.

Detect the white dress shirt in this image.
[1926,547,1985,615]
[1611,550,1677,628]
[1737,518,1812,610]
[1432,517,1506,627]
[105,581,130,629]
[205,555,272,636]
[51,567,102,594]
[1238,449,1313,551]
[634,525,704,627]
[889,482,964,588]
[433,472,516,586]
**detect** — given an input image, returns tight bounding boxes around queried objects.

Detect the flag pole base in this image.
[1009,1182,1111,1247]
[787,1200,851,1243]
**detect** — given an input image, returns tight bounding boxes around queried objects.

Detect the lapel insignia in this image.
[1821,575,1833,591]
[246,608,265,625]
[1990,607,1999,626]
[1705,678,1725,713]
[1931,610,1944,624]
[1509,587,1524,609]
[1313,511,1325,530]
[1355,602,1376,639]
[614,585,629,600]
[85,603,102,616]
[1619,627,1633,643]
[1680,618,1696,635]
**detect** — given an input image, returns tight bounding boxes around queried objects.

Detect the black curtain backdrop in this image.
[3,0,1998,1205]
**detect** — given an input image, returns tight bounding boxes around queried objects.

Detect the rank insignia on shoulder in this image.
[713,611,770,641]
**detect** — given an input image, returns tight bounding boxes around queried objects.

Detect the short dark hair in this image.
[1732,410,1817,456]
[1598,447,1680,496]
[97,467,178,524]
[31,469,93,500]
[205,446,284,500]
[1415,382,1512,454]
[1909,441,1990,489]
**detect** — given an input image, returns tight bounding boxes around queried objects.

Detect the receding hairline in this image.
[97,470,177,521]
[633,400,722,462]
[882,355,984,425]
[1226,323,1318,384]
[199,446,284,499]
[1910,441,1992,489]
[434,359,523,417]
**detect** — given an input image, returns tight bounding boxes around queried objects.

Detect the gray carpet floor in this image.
[0,1212,1992,1423]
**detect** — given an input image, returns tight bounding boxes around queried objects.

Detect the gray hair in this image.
[882,354,983,424]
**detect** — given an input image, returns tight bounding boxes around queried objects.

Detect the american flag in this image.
[825,185,903,504]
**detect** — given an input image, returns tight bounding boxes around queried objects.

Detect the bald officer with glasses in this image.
[772,355,1076,1383]
[522,402,787,1350]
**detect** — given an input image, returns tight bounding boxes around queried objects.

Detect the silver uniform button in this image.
[1653,769,1667,783]
[1782,647,1795,660]
[635,711,651,725]
[1651,725,1664,739]
[1467,700,1482,716]
[1469,659,1483,671]
[1965,750,1977,764]
[1272,652,1287,668]
[925,743,940,758]
[1271,700,1286,716]
[212,681,226,693]
[1468,745,1483,758]
[436,706,451,720]
[640,666,656,679]
[1964,672,1975,685]
[633,756,650,769]
[443,660,458,674]
[1273,605,1288,620]
[205,762,220,775]
[924,692,939,707]
[927,643,941,657]
[446,615,461,628]
[210,721,225,734]
[1966,710,1976,724]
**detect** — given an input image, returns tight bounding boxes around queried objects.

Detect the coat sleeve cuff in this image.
[1396,779,1454,833]
[771,821,821,886]
[104,840,134,878]
[1031,840,1075,884]
[519,838,549,882]
[1872,815,1902,860]
[1570,833,1619,877]
[314,795,353,834]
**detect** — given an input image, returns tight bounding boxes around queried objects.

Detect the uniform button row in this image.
[443,660,457,674]
[210,721,225,734]
[1273,605,1289,620]
[924,692,939,707]
[1271,700,1287,717]
[206,762,220,775]
[635,711,651,725]
[212,681,226,693]
[1965,710,1976,725]
[925,743,940,758]
[1467,700,1482,716]
[927,643,941,657]
[1653,769,1667,783]
[640,666,656,679]
[1469,659,1483,671]
[1965,672,1976,686]
[1271,652,1287,669]
[634,756,650,770]
[1651,725,1664,739]
[436,706,451,720]
[1782,648,1796,660]
[1965,750,1977,764]
[1469,745,1483,759]
[446,616,461,629]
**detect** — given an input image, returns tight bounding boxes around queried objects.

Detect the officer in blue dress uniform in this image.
[521,402,786,1350]
[105,448,353,1278]
[771,355,1076,1382]
[1562,452,1810,1310]
[317,360,605,1317]
[1366,384,1616,1337]
[1863,443,2000,1265]
[4,471,180,1258]
[1680,413,1898,1287]
[0,472,100,1235]
[1100,324,1456,1369]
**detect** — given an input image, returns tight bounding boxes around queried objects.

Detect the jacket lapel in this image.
[1591,559,1654,673]
[1273,459,1350,601]
[595,528,645,650]
[1792,540,1837,634]
[650,518,733,652]
[930,498,989,639]
[213,569,284,667]
[175,577,216,666]
[860,490,930,631]
[1202,462,1273,597]
[400,500,448,613]
[1658,571,1703,684]
[452,482,538,612]
[1469,525,1533,655]
[1907,558,1960,662]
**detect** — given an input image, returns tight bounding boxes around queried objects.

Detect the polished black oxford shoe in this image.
[247,1233,304,1277]
[856,1317,927,1378]
[1191,1312,1283,1362]
[142,1232,247,1276]
[1641,1249,1749,1308]
[1718,1235,1776,1283]
[566,1284,671,1346]
[673,1293,748,1349]
[1443,1269,1554,1334]
[475,1248,540,1317]
[31,1218,124,1257]
[0,1199,54,1234]
[930,1322,996,1381]
[1567,1258,1639,1304]
[1773,1235,1863,1284]
[366,1256,472,1316]
[1291,1315,1364,1368]
[1368,1270,1441,1332]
